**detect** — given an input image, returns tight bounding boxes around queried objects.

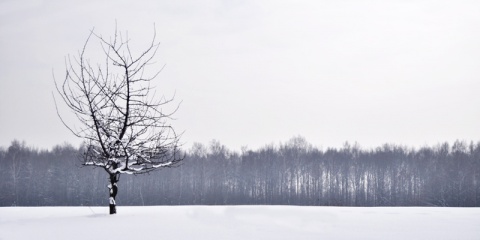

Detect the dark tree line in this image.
[1,137,480,207]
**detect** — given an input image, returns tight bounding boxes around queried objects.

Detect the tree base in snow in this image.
[109,204,116,214]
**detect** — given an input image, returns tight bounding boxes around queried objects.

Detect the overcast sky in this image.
[1,0,479,151]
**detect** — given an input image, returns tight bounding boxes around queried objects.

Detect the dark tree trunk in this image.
[108,174,119,214]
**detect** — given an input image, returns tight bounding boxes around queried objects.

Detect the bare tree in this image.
[54,25,183,214]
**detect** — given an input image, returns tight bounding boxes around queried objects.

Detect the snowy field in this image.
[1,206,479,240]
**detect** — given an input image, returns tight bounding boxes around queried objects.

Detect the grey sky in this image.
[1,0,479,150]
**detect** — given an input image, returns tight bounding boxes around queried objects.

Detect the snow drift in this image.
[1,206,479,240]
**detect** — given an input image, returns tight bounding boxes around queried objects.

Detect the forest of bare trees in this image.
[1,137,479,207]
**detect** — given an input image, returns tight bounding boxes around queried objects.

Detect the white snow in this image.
[1,206,479,240]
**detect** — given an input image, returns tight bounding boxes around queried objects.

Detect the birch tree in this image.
[54,25,183,214]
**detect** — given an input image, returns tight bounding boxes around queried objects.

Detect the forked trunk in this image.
[108,174,118,214]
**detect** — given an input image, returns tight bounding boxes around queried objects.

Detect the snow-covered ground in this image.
[1,206,479,240]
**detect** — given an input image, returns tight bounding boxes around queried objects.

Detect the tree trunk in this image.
[108,174,118,214]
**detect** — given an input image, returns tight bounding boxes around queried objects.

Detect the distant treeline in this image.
[1,137,479,207]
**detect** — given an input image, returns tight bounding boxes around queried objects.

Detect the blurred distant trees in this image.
[1,137,480,207]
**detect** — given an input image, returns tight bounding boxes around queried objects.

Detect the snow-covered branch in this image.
[55,25,183,176]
